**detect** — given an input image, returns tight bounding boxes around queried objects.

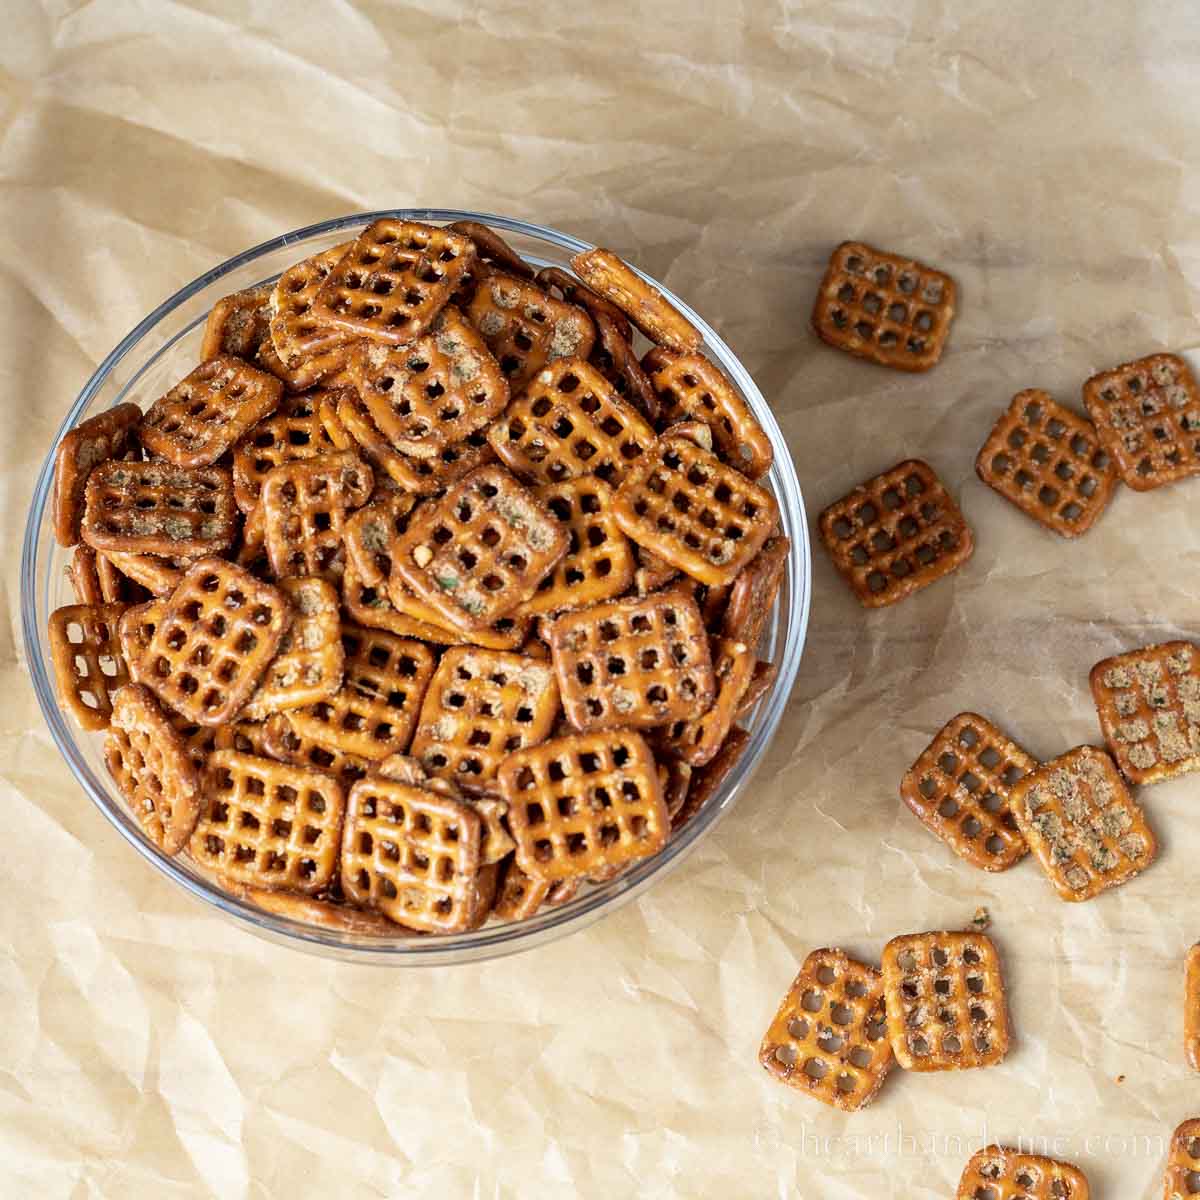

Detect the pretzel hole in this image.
[866,570,887,593]
[816,1030,843,1053]
[786,1017,810,1041]
[942,1034,962,1055]
[909,1036,930,1057]
[845,255,864,274]
[966,975,984,994]
[836,283,856,303]
[887,302,907,323]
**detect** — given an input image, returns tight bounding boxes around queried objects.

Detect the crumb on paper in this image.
[970,906,991,932]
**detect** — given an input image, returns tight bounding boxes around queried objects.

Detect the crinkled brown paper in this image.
[4,2,1200,1195]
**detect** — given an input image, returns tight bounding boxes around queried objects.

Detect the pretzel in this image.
[340,776,482,932]
[494,857,554,921]
[644,349,773,478]
[311,219,476,346]
[390,465,568,631]
[589,310,661,424]
[1186,948,1200,1073]
[613,432,779,587]
[632,544,679,595]
[191,750,346,893]
[229,883,401,935]
[240,577,343,720]
[956,1147,1090,1200]
[570,247,702,353]
[548,590,715,732]
[722,535,789,648]
[268,242,356,386]
[349,305,509,457]
[140,356,282,468]
[759,948,895,1111]
[661,758,693,820]
[499,728,668,881]
[409,647,560,792]
[466,269,595,391]
[900,713,1036,872]
[200,282,273,363]
[1090,641,1200,785]
[263,713,374,787]
[81,460,237,558]
[343,490,421,588]
[136,557,292,725]
[117,598,162,678]
[508,477,635,617]
[812,241,957,371]
[105,684,201,854]
[285,622,433,761]
[488,357,656,488]
[1163,1119,1200,1198]
[671,725,749,831]
[881,931,1010,1071]
[68,545,145,605]
[657,637,753,766]
[1083,352,1200,491]
[976,390,1118,537]
[818,459,973,608]
[48,603,131,730]
[533,266,633,343]
[102,550,184,597]
[446,220,534,280]
[260,450,373,581]
[734,660,777,721]
[1010,745,1158,901]
[53,402,142,546]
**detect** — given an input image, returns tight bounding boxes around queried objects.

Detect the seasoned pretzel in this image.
[447,220,534,280]
[900,713,1035,872]
[81,460,236,558]
[956,1146,1089,1200]
[264,712,374,787]
[881,931,1010,1071]
[818,459,973,608]
[200,283,273,363]
[410,647,560,792]
[53,402,142,546]
[722,535,789,648]
[1090,641,1200,785]
[349,305,509,457]
[340,776,482,932]
[117,598,163,679]
[102,550,184,597]
[48,603,131,730]
[191,750,346,892]
[658,637,753,766]
[759,948,894,1111]
[672,726,749,831]
[105,683,201,854]
[976,390,1117,537]
[140,356,282,468]
[499,729,668,881]
[136,558,292,725]
[534,265,633,342]
[488,357,655,488]
[68,545,145,605]
[268,242,356,385]
[632,544,679,595]
[1010,745,1158,901]
[1083,352,1200,491]
[312,219,476,346]
[812,241,957,371]
[1186,950,1200,1073]
[261,450,373,581]
[466,269,595,391]
[613,432,779,587]
[570,247,701,353]
[390,465,568,632]
[344,490,421,588]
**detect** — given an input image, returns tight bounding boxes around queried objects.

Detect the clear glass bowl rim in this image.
[20,208,812,965]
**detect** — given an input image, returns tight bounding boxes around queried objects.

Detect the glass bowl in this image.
[21,209,812,964]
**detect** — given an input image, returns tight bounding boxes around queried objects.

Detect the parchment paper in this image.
[4,2,1200,1195]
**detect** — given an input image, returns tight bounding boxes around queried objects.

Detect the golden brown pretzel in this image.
[53,402,142,547]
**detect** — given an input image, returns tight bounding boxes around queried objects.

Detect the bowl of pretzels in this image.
[23,210,810,963]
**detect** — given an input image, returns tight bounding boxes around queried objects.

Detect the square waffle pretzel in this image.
[644,349,773,478]
[139,356,282,468]
[136,558,293,726]
[1163,1119,1200,1197]
[613,432,780,587]
[268,242,356,386]
[1090,641,1200,785]
[487,358,655,487]
[200,283,273,363]
[570,248,702,354]
[231,391,345,513]
[956,1146,1090,1200]
[900,712,1036,872]
[312,219,476,346]
[976,390,1118,537]
[286,623,434,761]
[722,535,789,648]
[499,729,669,881]
[81,460,237,557]
[53,402,142,547]
[1009,745,1158,901]
[658,637,754,767]
[758,948,895,1112]
[513,477,635,617]
[466,269,596,392]
[349,304,509,457]
[390,465,569,632]
[548,591,715,732]
[344,490,421,589]
[409,648,560,792]
[881,931,1011,1071]
[48,603,131,730]
[811,241,956,371]
[818,459,974,608]
[672,726,749,831]
[105,683,201,855]
[241,577,344,720]
[191,750,346,893]
[260,450,374,581]
[1186,949,1200,1073]
[340,776,482,932]
[264,713,373,787]
[1083,352,1200,491]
